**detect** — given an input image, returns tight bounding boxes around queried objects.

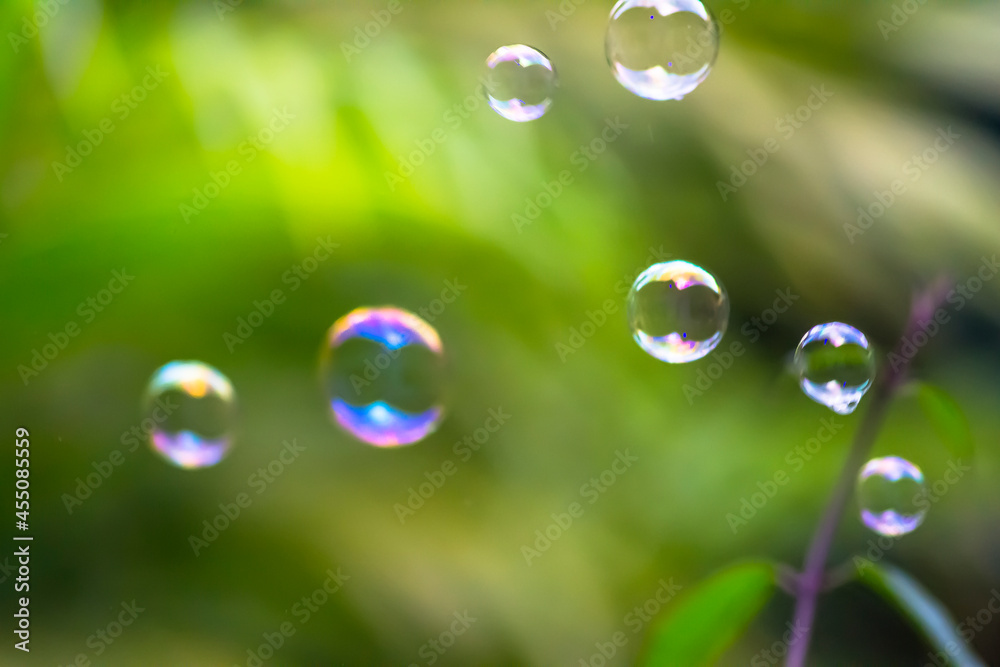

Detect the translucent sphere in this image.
[321,307,446,447]
[483,44,557,122]
[794,322,875,415]
[857,456,927,537]
[627,260,729,363]
[606,0,719,100]
[144,361,237,469]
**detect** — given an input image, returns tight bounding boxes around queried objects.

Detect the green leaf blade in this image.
[638,561,776,667]
[916,382,975,461]
[858,562,987,667]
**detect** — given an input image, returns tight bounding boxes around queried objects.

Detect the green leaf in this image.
[638,561,775,667]
[858,562,987,667]
[915,382,975,461]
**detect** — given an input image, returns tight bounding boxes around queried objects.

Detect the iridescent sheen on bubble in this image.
[627,260,729,363]
[321,307,445,447]
[483,45,557,122]
[606,0,719,100]
[794,322,875,415]
[144,361,236,469]
[857,456,927,537]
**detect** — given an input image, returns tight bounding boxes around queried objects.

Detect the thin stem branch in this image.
[784,277,952,667]
[784,379,893,665]
[821,559,861,592]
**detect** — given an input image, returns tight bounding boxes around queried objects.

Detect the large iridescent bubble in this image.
[606,0,719,100]
[483,44,558,122]
[627,260,729,363]
[857,456,927,537]
[321,307,446,447]
[794,322,875,415]
[144,361,237,469]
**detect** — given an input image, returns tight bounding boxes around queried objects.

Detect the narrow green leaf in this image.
[638,561,775,667]
[858,562,987,667]
[915,383,975,460]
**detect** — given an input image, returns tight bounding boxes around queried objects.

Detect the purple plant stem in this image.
[785,278,952,667]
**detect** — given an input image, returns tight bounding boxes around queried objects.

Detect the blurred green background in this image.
[2,0,999,664]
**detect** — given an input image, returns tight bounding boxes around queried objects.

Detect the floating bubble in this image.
[627,260,729,363]
[483,44,557,122]
[144,361,236,469]
[606,0,719,100]
[794,322,875,415]
[857,456,927,536]
[321,307,446,447]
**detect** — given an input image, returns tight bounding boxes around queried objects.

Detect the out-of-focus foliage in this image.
[639,561,775,666]
[915,381,976,461]
[859,562,987,667]
[1,0,999,664]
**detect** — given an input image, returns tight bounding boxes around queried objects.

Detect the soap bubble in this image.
[144,361,236,469]
[606,0,719,100]
[794,322,875,414]
[321,307,446,447]
[857,456,927,537]
[627,260,729,363]
[483,44,557,121]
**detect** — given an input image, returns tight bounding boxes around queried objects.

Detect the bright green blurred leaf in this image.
[638,561,775,667]
[859,562,986,667]
[915,382,975,461]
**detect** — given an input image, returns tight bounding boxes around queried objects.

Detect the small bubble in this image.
[606,0,720,100]
[483,45,558,122]
[857,456,927,536]
[144,361,236,469]
[627,260,729,363]
[794,323,875,415]
[320,307,446,447]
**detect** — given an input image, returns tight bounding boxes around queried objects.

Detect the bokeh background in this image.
[2,0,1000,664]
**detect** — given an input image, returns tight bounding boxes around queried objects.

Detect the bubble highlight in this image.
[794,322,875,415]
[606,0,719,100]
[484,44,557,122]
[858,456,927,537]
[627,260,729,363]
[144,361,236,469]
[322,307,445,447]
